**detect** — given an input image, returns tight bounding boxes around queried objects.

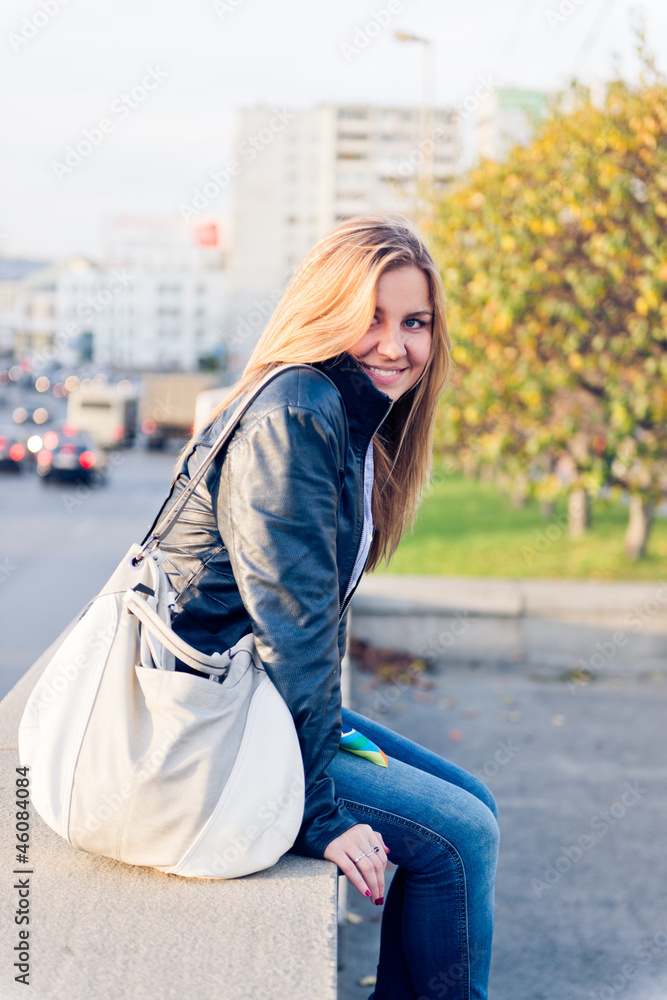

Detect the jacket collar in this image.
[310,352,393,445]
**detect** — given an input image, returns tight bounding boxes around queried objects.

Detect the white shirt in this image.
[343,443,375,603]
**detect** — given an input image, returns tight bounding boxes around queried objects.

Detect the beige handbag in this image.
[18,365,308,879]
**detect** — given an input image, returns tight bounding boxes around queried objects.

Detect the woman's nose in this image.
[376,324,407,359]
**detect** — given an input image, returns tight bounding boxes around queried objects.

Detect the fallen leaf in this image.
[449,729,464,741]
[359,975,377,987]
[345,911,364,924]
[412,690,434,702]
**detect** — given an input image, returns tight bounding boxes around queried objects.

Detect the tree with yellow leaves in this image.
[431,52,667,559]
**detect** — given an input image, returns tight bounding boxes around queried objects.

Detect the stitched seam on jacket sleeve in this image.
[225,397,345,466]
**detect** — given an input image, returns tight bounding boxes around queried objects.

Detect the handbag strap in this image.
[136,362,310,561]
[122,589,256,675]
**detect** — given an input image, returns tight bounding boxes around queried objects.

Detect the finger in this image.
[375,832,390,854]
[363,837,387,897]
[353,855,382,901]
[336,853,380,900]
[368,835,389,869]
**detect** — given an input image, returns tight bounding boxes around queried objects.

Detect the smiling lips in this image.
[361,363,408,383]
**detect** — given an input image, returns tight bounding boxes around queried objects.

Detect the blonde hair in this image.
[177,215,450,570]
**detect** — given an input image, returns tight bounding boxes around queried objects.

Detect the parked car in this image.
[36,426,106,486]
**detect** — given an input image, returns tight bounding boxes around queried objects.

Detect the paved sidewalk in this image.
[356,575,667,622]
[351,576,667,679]
[338,658,667,1000]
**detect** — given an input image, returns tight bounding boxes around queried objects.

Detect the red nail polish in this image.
[375,896,384,905]
[365,889,371,896]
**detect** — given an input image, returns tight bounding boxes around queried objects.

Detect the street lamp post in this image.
[395,31,435,191]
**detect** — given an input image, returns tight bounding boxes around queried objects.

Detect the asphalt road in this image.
[339,661,667,1000]
[0,445,178,699]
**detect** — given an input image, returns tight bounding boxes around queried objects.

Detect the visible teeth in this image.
[366,365,403,375]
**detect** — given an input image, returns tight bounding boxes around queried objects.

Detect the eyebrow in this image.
[374,306,433,317]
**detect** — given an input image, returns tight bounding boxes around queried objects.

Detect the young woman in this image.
[151,216,499,1000]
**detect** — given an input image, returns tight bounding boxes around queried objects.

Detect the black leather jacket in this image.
[142,352,394,858]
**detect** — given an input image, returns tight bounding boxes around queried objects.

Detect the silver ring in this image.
[353,845,380,863]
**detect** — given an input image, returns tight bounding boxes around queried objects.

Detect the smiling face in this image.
[348,266,433,402]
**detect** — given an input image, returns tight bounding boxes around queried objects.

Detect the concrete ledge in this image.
[0,621,338,1000]
[352,576,667,678]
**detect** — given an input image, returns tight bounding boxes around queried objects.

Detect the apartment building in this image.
[476,88,549,163]
[8,219,226,373]
[227,103,460,367]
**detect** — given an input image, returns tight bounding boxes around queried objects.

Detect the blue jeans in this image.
[331,707,499,1000]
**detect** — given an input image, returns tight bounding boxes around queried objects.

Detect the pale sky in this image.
[2,0,666,260]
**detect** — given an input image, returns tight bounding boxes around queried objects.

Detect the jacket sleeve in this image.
[210,396,360,858]
[338,605,350,666]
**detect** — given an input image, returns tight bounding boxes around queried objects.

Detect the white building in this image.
[8,219,227,373]
[0,259,51,360]
[476,88,549,163]
[227,103,460,368]
[94,217,226,372]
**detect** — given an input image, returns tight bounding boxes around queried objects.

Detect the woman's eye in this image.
[404,317,425,329]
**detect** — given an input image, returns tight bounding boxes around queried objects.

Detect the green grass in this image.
[381,472,667,580]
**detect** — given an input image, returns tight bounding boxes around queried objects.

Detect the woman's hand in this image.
[324,823,390,904]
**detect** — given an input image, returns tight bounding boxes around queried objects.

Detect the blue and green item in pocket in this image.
[339,727,388,767]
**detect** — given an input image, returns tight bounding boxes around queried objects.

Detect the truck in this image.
[139,372,219,450]
[66,383,139,449]
[193,384,236,436]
